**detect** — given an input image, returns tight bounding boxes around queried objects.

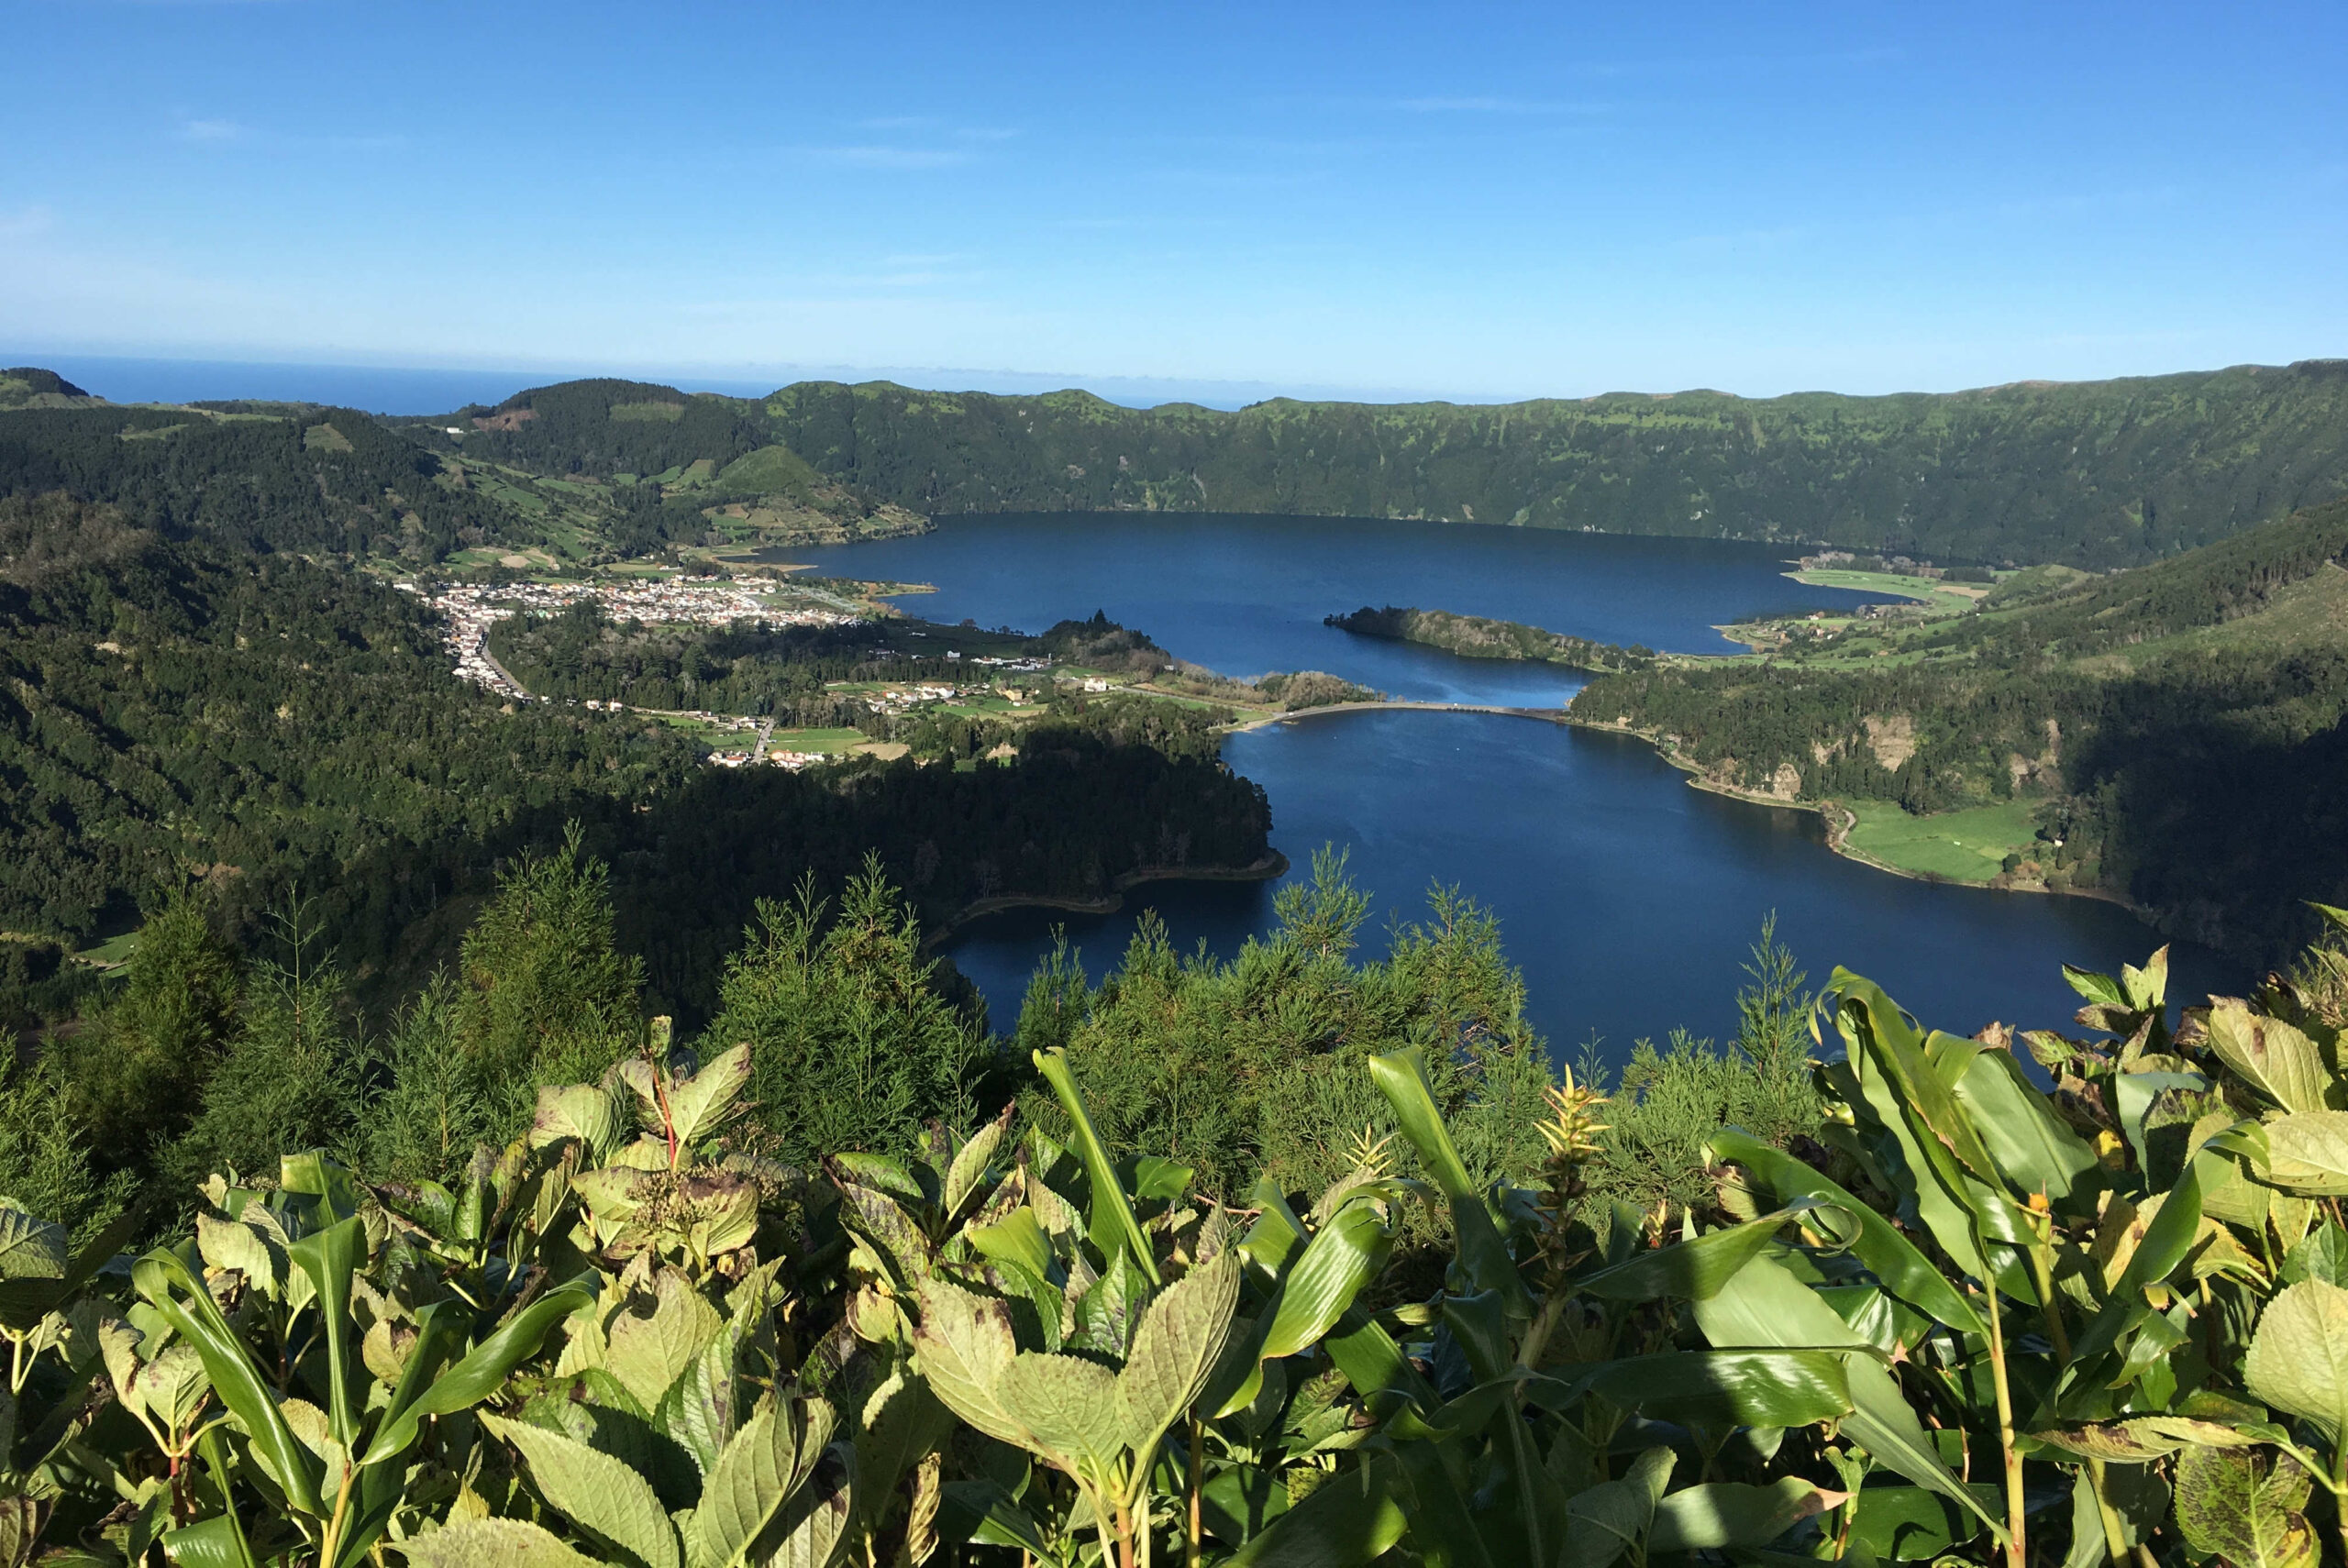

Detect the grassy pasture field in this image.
[1788,568,1988,613]
[1840,799,2041,883]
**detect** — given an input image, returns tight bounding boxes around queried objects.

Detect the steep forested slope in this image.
[759,359,2348,568]
[1571,494,2348,954]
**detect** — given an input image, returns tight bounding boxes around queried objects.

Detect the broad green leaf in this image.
[1575,1206,1807,1302]
[400,1518,597,1568]
[1845,1485,1996,1562]
[853,1367,953,1527]
[484,1413,682,1568]
[1696,1254,2001,1541]
[688,1395,830,1568]
[194,1213,283,1301]
[964,1207,1054,1282]
[1366,1049,1523,1312]
[663,1043,752,1150]
[2032,1416,2266,1461]
[943,1106,1012,1220]
[287,1216,364,1452]
[359,1274,595,1466]
[2174,1445,2320,1568]
[158,1512,258,1568]
[938,1479,1053,1555]
[1534,1349,1855,1430]
[1947,1049,2100,1209]
[1032,1049,1157,1284]
[607,1269,724,1413]
[995,1352,1122,1469]
[1114,1248,1240,1451]
[1199,1465,1291,1546]
[1830,974,2000,1186]
[1711,1130,1982,1332]
[1257,1200,1391,1362]
[531,1082,626,1161]
[759,1444,854,1568]
[1224,1451,1408,1567]
[1562,1444,1675,1568]
[2244,1280,2348,1444]
[1647,1478,1842,1553]
[909,1277,1024,1449]
[2264,1111,2348,1195]
[133,1250,325,1517]
[837,1181,936,1288]
[2066,1158,2206,1372]
[2063,965,2129,1009]
[2282,1223,2348,1286]
[2208,1000,2333,1116]
[1238,1178,1309,1275]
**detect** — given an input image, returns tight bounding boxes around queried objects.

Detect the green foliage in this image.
[1574,493,2348,955]
[1574,917,1821,1218]
[456,825,647,1135]
[761,360,2348,569]
[704,859,983,1164]
[1015,851,1554,1205]
[1328,602,1655,673]
[0,1050,131,1248]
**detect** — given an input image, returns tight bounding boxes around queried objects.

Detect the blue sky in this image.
[6,1,2344,402]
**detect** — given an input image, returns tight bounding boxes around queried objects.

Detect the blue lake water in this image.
[786,512,2239,1058]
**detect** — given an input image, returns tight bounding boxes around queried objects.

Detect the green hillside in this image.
[1572,493,2348,955]
[759,359,2348,568]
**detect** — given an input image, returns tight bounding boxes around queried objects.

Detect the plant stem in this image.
[1978,1273,2027,1568]
[2028,1234,2126,1565]
[2333,1441,2348,1568]
[1184,1418,1203,1568]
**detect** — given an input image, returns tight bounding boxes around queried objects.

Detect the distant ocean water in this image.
[3,356,788,416]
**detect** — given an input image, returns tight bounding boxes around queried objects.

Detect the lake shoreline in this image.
[1561,711,2144,915]
[922,849,1292,953]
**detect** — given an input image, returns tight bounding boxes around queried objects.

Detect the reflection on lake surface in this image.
[783,513,2240,1058]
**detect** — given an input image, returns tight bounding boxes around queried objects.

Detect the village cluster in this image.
[404,576,1117,768]
[407,577,855,700]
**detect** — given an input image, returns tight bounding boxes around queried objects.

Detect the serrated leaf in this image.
[759,1444,854,1568]
[909,1277,1024,1449]
[687,1395,829,1568]
[1115,1249,1240,1451]
[2282,1223,2348,1286]
[2174,1445,2319,1568]
[608,1270,723,1412]
[484,1412,682,1568]
[2245,1280,2348,1444]
[2208,1001,2333,1116]
[2265,1112,2348,1195]
[195,1213,283,1301]
[853,1366,953,1529]
[995,1353,1122,1470]
[664,1043,752,1152]
[531,1082,627,1161]
[662,1310,748,1479]
[944,1106,1013,1222]
[401,1518,597,1568]
[0,1208,67,1283]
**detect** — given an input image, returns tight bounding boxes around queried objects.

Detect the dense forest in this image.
[15,360,2348,570]
[1571,494,2348,954]
[754,360,2348,567]
[1328,603,1656,675]
[0,491,1269,1033]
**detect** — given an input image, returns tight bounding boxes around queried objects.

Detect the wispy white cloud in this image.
[954,126,1021,142]
[858,115,933,130]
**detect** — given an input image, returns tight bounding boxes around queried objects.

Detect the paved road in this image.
[1225,699,1568,733]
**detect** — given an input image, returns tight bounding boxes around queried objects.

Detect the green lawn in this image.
[1788,569,1984,614]
[770,727,867,755]
[1842,799,2040,883]
[77,930,141,966]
